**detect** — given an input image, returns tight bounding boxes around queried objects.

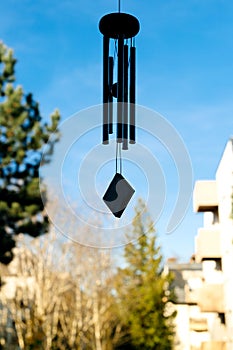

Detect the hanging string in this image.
[127,39,130,68]
[118,0,121,12]
[129,38,132,65]
[119,144,122,174]
[130,37,136,48]
[115,142,122,174]
[114,39,118,62]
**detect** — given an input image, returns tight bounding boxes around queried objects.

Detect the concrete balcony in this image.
[193,180,218,212]
[200,341,226,350]
[195,227,221,262]
[197,284,225,313]
[189,317,208,332]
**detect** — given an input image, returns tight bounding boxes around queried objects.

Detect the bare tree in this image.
[64,237,124,350]
[0,232,73,349]
[0,219,125,350]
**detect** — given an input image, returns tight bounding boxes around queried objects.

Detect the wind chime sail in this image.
[99,11,140,149]
[99,5,140,218]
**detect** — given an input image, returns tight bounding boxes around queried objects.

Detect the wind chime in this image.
[99,1,140,217]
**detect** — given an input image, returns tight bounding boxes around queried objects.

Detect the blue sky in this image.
[1,0,233,261]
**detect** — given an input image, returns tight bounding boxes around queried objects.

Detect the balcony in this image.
[195,228,221,262]
[197,284,225,313]
[189,317,208,332]
[200,342,226,350]
[193,180,218,212]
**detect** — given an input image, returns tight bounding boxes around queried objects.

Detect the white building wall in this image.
[174,305,190,350]
[216,139,233,224]
[170,139,233,349]
[216,140,233,350]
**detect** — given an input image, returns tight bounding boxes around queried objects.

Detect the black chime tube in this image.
[117,36,124,142]
[103,35,109,144]
[129,45,136,144]
[123,44,128,150]
[108,56,114,134]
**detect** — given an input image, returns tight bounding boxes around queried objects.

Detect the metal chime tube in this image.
[103,36,109,144]
[123,44,128,150]
[117,36,124,142]
[129,45,136,144]
[108,56,114,134]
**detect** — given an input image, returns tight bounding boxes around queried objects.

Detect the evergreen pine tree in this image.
[115,200,176,350]
[0,42,60,264]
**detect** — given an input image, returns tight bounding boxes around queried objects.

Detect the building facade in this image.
[169,139,233,350]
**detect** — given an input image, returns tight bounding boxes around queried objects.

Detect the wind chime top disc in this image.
[99,12,140,39]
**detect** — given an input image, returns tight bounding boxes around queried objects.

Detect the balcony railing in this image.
[200,341,226,350]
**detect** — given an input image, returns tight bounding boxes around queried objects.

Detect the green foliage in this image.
[115,200,176,350]
[0,41,60,265]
